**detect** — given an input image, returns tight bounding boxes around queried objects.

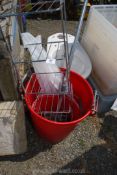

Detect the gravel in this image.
[0,20,117,175]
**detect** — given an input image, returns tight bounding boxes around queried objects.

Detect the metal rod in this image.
[68,0,88,71]
[36,1,47,12]
[13,58,63,64]
[60,0,69,81]
[56,0,69,113]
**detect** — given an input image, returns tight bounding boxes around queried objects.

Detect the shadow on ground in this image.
[0,108,53,162]
[53,114,117,175]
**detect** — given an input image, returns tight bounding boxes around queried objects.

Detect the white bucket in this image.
[47,33,92,79]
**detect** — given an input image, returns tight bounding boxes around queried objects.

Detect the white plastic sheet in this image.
[21,32,62,93]
[71,42,92,79]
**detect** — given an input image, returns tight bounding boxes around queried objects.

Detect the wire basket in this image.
[24,71,80,122]
[32,94,80,122]
[25,72,67,94]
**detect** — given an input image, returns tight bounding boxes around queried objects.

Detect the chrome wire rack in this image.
[0,0,75,122]
[14,40,66,65]
[24,72,78,122]
[32,94,75,122]
[24,72,70,95]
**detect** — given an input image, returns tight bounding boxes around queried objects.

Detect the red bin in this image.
[25,69,94,143]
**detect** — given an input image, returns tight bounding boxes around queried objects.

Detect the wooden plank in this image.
[0,101,27,155]
[16,45,25,79]
[10,16,21,61]
[0,40,18,100]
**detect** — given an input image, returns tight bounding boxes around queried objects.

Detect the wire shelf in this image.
[32,94,75,122]
[0,0,62,18]
[24,72,72,95]
[14,41,66,65]
[24,72,81,122]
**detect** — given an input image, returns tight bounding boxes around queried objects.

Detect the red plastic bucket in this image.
[25,69,94,143]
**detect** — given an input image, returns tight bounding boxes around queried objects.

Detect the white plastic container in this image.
[47,33,75,67]
[47,33,92,79]
[81,5,117,95]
